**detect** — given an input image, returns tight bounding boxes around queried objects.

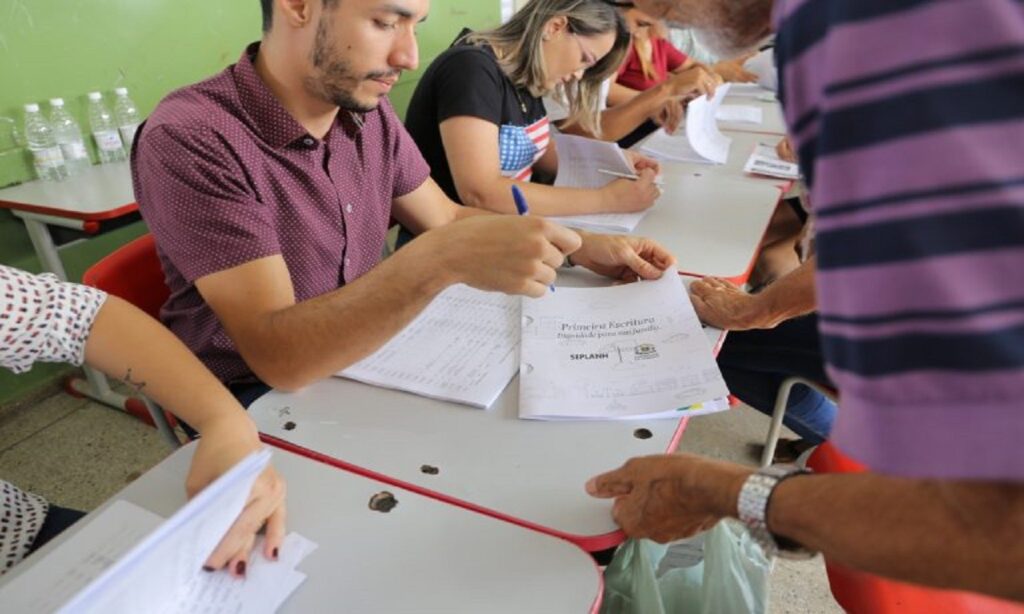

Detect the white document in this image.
[639,85,733,165]
[170,533,317,614]
[552,132,635,190]
[547,211,649,233]
[339,284,520,408]
[549,133,652,233]
[683,83,733,164]
[637,128,714,164]
[519,274,729,420]
[743,144,800,180]
[725,83,777,102]
[716,105,763,125]
[0,451,316,614]
[0,499,163,612]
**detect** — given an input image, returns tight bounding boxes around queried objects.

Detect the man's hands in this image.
[689,276,768,330]
[586,454,752,543]
[420,215,581,298]
[186,418,286,578]
[572,231,676,282]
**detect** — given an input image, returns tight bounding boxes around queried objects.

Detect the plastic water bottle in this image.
[23,103,68,181]
[86,91,126,163]
[49,98,91,176]
[113,87,141,151]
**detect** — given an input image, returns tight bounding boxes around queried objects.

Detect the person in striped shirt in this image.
[588,0,1024,602]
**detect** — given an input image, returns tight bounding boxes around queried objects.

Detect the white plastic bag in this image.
[601,520,772,614]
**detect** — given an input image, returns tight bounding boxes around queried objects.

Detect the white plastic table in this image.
[0,442,604,613]
[0,162,137,410]
[635,172,784,281]
[249,270,725,553]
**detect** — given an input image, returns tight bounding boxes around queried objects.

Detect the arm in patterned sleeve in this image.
[0,265,286,578]
[0,265,107,373]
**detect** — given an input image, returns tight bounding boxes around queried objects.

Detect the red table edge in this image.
[259,414,691,555]
[0,199,138,224]
[679,181,790,286]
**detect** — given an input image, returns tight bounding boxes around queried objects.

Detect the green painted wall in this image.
[0,0,501,405]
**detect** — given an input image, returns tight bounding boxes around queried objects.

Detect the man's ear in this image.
[277,0,316,28]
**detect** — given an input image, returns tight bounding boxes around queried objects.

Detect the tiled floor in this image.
[0,376,841,612]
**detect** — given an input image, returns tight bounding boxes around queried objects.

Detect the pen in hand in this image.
[511,184,555,293]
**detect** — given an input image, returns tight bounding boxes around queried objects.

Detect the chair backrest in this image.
[82,234,169,318]
[807,443,1024,614]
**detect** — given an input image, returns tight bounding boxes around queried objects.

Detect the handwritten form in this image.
[519,274,729,420]
[639,84,733,165]
[548,133,651,232]
[339,284,520,408]
[0,450,317,613]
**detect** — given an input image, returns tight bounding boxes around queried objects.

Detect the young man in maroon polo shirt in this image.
[132,0,675,404]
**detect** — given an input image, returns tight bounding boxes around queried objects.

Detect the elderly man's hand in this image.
[586,454,752,542]
[689,276,769,330]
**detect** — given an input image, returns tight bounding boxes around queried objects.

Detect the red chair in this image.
[82,234,181,447]
[807,443,1024,614]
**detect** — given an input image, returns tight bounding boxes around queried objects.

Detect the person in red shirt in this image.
[610,7,719,146]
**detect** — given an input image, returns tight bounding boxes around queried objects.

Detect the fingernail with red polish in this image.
[235,561,246,577]
[202,565,215,573]
[273,548,279,560]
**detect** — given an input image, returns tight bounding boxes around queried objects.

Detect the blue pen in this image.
[511,185,555,292]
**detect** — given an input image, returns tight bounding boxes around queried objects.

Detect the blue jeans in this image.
[716,314,837,444]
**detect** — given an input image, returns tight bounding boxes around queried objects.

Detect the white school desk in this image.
[633,171,784,282]
[0,162,138,410]
[249,270,726,553]
[718,93,788,136]
[0,442,604,614]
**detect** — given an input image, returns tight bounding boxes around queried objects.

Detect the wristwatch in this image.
[737,464,816,559]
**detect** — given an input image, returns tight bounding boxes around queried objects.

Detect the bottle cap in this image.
[50,98,65,107]
[87,91,102,101]
[24,103,39,112]
[114,87,128,96]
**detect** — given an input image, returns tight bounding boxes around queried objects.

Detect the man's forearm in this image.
[767,473,1024,601]
[236,243,452,390]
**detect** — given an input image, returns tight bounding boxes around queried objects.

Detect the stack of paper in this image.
[548,133,652,232]
[339,284,520,408]
[726,83,777,102]
[518,274,730,420]
[552,132,635,190]
[743,144,800,179]
[716,105,763,125]
[0,451,317,614]
[639,84,733,164]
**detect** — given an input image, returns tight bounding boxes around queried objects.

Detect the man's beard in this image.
[305,17,399,113]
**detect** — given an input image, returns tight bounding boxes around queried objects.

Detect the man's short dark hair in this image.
[260,0,339,33]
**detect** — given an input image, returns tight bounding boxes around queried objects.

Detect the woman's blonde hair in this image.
[464,0,630,138]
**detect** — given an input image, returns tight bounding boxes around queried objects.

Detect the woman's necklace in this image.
[512,86,529,115]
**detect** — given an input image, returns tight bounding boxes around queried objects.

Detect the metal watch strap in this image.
[737,464,813,559]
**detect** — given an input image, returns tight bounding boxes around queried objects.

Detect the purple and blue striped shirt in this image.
[775,0,1024,479]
